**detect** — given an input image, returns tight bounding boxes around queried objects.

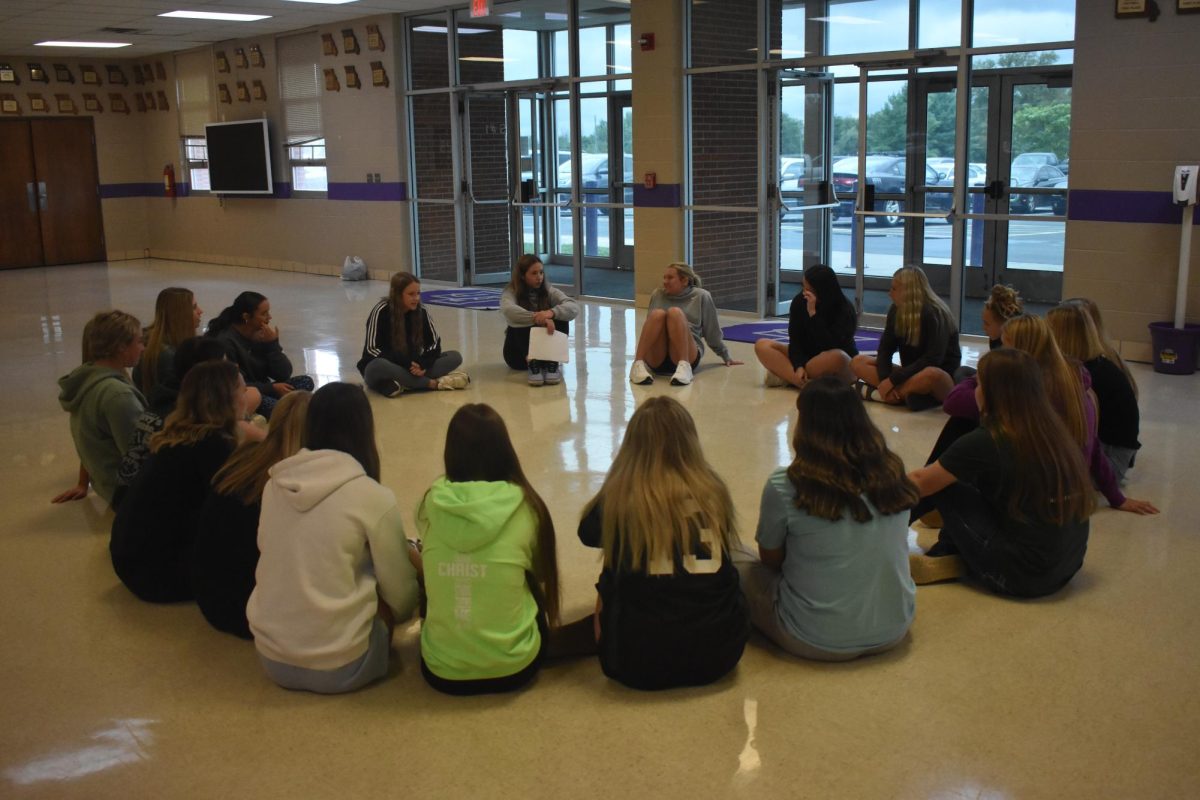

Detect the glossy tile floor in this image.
[2,259,1198,799]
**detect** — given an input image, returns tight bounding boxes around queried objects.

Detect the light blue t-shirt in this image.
[755,468,915,652]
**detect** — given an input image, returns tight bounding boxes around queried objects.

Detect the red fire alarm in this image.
[638,33,655,51]
[643,172,656,189]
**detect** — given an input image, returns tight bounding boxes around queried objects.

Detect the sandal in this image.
[857,380,878,402]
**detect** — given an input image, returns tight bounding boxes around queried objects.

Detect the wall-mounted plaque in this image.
[0,64,17,84]
[55,93,77,113]
[83,93,102,112]
[28,64,48,83]
[370,61,389,88]
[321,33,338,56]
[342,29,360,55]
[1115,0,1153,15]
[234,48,248,69]
[54,64,74,83]
[218,83,231,104]
[323,68,340,91]
[156,90,169,110]
[142,63,154,81]
[236,81,249,102]
[155,62,166,80]
[1179,0,1200,13]
[132,64,144,83]
[81,65,100,85]
[215,52,229,73]
[30,93,48,112]
[109,93,129,114]
[249,45,264,68]
[344,65,361,89]
[135,92,146,112]
[144,91,156,110]
[252,79,266,101]
[1,94,19,114]
[367,24,385,51]
[106,65,127,85]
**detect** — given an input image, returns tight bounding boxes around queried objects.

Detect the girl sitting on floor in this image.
[133,286,202,403]
[578,396,749,690]
[206,291,313,418]
[192,389,310,639]
[851,266,961,410]
[499,255,579,386]
[247,382,420,694]
[629,263,743,386]
[418,404,573,695]
[755,263,858,389]
[357,272,469,397]
[907,349,1095,596]
[110,360,247,603]
[1047,303,1142,482]
[740,376,918,660]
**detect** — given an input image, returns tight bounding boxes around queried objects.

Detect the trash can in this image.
[1147,322,1200,375]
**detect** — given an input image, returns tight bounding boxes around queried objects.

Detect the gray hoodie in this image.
[648,285,731,362]
[58,365,146,503]
[499,284,580,327]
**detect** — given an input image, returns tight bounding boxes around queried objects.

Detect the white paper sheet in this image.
[527,327,570,363]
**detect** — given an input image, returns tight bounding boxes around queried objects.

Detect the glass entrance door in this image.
[462,91,516,285]
[772,71,834,316]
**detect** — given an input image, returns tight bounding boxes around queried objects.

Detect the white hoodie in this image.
[247,448,419,671]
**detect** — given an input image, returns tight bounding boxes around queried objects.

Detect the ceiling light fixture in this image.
[159,10,271,22]
[282,0,359,4]
[35,41,132,48]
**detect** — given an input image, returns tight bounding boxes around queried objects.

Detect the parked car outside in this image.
[556,153,633,191]
[831,155,950,226]
[1010,162,1066,213]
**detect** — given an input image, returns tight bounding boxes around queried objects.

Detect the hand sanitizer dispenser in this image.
[1175,165,1198,206]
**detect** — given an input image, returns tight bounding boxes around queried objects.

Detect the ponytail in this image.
[206,291,265,336]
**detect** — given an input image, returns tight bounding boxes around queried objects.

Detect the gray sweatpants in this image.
[363,351,463,393]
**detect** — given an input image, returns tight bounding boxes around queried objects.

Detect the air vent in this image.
[101,27,149,34]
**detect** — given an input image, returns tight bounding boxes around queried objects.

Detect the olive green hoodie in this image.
[419,477,541,681]
[58,364,146,503]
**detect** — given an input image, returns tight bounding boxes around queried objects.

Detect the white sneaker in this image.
[670,360,693,386]
[763,371,787,388]
[437,370,471,390]
[629,359,654,385]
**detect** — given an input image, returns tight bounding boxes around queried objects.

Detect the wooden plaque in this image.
[106,65,127,85]
[28,63,49,83]
[155,62,166,80]
[54,64,74,83]
[30,93,48,112]
[344,65,360,89]
[236,81,249,102]
[370,62,389,88]
[215,53,230,74]
[252,80,266,101]
[342,29,360,55]
[234,48,248,69]
[249,45,264,68]
[135,92,146,112]
[110,93,129,114]
[321,33,338,56]
[144,91,156,110]
[323,68,340,91]
[83,93,102,112]
[1,94,19,114]
[80,65,100,85]
[55,93,77,113]
[156,90,169,110]
[218,83,231,104]
[367,24,385,51]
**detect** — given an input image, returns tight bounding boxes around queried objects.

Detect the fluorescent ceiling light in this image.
[36,40,131,48]
[160,10,271,21]
[460,56,507,62]
[283,0,358,4]
[413,25,490,34]
[810,15,880,25]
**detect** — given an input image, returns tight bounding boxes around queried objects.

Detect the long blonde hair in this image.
[151,360,241,452]
[892,266,953,347]
[141,287,196,393]
[1046,305,1104,363]
[211,390,310,504]
[1064,297,1137,397]
[581,396,736,572]
[1002,315,1090,448]
[667,262,702,288]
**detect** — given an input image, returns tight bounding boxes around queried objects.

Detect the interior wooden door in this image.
[31,118,105,265]
[0,121,45,269]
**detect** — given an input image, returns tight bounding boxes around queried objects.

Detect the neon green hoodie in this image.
[419,477,540,681]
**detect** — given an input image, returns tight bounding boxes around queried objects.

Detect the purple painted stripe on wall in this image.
[100,182,162,198]
[1069,189,1199,225]
[633,183,681,208]
[327,182,407,201]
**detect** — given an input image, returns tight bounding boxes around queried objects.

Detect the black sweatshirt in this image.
[876,305,962,386]
[357,300,444,374]
[1085,356,1141,450]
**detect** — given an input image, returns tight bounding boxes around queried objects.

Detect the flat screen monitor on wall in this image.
[205,119,273,194]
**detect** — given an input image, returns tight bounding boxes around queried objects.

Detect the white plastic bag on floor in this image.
[342,255,367,281]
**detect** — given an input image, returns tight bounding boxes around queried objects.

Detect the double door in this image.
[0,118,105,269]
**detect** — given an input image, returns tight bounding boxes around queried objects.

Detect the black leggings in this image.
[503,320,570,370]
[420,655,541,696]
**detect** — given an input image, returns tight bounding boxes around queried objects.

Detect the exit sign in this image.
[470,0,491,17]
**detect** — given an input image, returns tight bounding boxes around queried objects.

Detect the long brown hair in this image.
[151,360,241,451]
[212,390,310,504]
[1002,315,1090,448]
[581,396,737,573]
[976,349,1095,525]
[306,382,380,482]
[141,287,196,393]
[506,254,551,311]
[892,266,953,347]
[787,377,918,521]
[387,271,425,356]
[1063,297,1137,397]
[427,403,561,626]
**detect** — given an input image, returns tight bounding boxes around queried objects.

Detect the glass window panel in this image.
[578,25,607,77]
[502,28,538,81]
[690,0,759,68]
[190,168,210,191]
[611,24,632,74]
[552,30,569,77]
[292,166,328,192]
[918,0,962,49]
[409,16,450,90]
[972,0,1074,47]
[825,0,909,56]
[972,49,1074,71]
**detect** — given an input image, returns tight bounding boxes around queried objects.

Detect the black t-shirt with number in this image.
[939,427,1090,596]
[578,504,749,691]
